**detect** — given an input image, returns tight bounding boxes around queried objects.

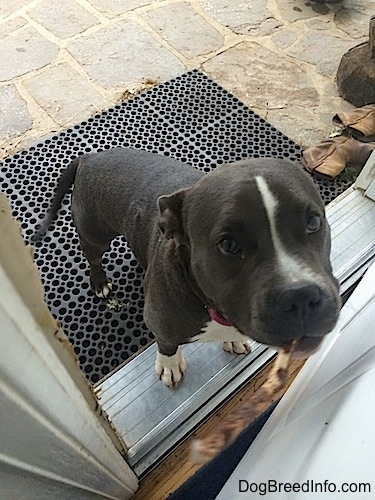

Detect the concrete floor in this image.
[0,0,373,159]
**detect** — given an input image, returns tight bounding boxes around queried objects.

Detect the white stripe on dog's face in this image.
[255,175,319,283]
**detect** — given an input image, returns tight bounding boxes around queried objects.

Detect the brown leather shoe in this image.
[301,136,375,180]
[333,105,375,142]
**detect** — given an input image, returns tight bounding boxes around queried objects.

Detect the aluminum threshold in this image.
[95,187,375,477]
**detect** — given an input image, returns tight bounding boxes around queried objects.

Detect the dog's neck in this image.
[176,245,232,325]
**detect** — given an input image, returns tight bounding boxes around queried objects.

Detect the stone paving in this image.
[0,0,374,159]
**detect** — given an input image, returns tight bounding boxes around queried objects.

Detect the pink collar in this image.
[208,307,232,327]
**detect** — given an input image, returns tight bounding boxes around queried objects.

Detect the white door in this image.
[0,194,138,499]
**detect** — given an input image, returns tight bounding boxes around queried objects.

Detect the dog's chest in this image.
[189,320,251,344]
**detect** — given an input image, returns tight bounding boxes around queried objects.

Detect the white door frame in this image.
[355,149,375,200]
[0,194,138,499]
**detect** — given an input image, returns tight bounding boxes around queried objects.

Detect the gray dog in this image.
[35,148,341,387]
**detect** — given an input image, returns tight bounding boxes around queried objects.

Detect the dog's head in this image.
[158,158,341,356]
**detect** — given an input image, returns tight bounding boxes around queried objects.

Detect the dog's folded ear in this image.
[157,188,189,241]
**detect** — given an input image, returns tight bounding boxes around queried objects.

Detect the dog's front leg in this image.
[155,345,186,388]
[222,340,252,354]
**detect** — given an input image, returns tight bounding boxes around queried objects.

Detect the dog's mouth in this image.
[208,307,327,359]
[289,335,325,359]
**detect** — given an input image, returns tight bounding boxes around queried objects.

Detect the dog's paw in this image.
[94,280,112,299]
[222,340,252,354]
[155,347,187,388]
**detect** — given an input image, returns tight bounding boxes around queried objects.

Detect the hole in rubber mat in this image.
[0,70,352,385]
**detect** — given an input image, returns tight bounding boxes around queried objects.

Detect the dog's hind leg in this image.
[78,233,115,298]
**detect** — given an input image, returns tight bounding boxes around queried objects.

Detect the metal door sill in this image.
[95,187,375,477]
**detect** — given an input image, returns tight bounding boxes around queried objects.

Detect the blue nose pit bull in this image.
[34,148,341,387]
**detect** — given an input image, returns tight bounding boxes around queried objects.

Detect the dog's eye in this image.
[307,213,322,234]
[217,237,241,255]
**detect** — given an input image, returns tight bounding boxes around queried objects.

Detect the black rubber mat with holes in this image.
[0,70,352,385]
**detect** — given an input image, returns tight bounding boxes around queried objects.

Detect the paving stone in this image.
[0,0,368,157]
[274,0,324,22]
[22,63,110,126]
[271,29,297,49]
[67,19,186,89]
[324,80,341,97]
[89,0,152,18]
[0,0,31,18]
[308,2,330,16]
[203,42,319,111]
[317,92,355,123]
[287,31,356,76]
[266,106,328,147]
[27,0,99,40]
[305,18,333,31]
[267,92,354,148]
[336,0,375,17]
[334,7,372,39]
[142,2,223,59]
[201,0,282,36]
[246,18,282,36]
[0,18,27,39]
[0,25,58,81]
[0,84,32,140]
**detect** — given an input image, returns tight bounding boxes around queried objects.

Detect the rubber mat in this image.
[0,70,352,384]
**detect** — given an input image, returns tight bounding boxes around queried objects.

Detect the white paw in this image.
[95,281,112,299]
[155,347,187,388]
[222,340,252,354]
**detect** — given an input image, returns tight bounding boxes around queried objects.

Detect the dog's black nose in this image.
[276,281,323,316]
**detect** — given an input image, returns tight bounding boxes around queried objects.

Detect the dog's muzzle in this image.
[277,281,322,313]
[290,335,326,358]
[257,278,339,352]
